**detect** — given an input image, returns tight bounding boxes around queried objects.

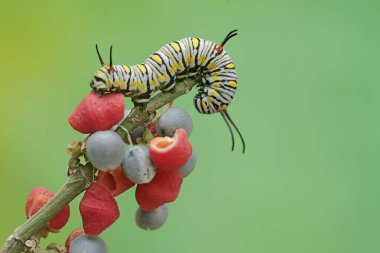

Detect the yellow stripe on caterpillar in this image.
[138,82,147,91]
[192,38,199,48]
[209,89,217,96]
[226,63,235,69]
[171,42,180,52]
[150,78,158,87]
[152,55,162,65]
[158,73,168,82]
[208,61,218,70]
[130,81,137,89]
[185,55,191,64]
[202,98,207,111]
[198,55,206,64]
[211,82,220,88]
[229,81,237,88]
[123,65,130,73]
[137,64,147,73]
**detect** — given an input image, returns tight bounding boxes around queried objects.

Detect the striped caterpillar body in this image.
[90,30,245,152]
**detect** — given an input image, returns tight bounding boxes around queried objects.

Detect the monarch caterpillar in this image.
[90,30,245,153]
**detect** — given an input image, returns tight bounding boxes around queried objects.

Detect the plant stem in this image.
[115,79,195,137]
[1,79,195,253]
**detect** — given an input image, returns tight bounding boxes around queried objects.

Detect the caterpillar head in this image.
[90,45,115,95]
[90,68,111,95]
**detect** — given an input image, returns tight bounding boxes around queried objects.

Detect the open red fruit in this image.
[136,170,183,211]
[149,128,192,171]
[97,167,135,197]
[65,228,84,253]
[26,187,70,232]
[80,182,120,236]
[68,92,125,134]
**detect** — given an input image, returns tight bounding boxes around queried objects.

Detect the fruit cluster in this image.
[25,92,197,252]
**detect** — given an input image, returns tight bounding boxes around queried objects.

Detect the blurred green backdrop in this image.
[0,0,379,252]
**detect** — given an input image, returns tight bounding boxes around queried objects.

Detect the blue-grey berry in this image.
[86,131,125,171]
[179,149,197,177]
[122,145,156,184]
[135,204,168,230]
[156,107,193,137]
[70,234,108,253]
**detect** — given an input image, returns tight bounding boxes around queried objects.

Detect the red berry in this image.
[149,128,192,171]
[68,92,125,134]
[25,187,51,217]
[136,170,183,211]
[49,205,71,232]
[80,182,120,236]
[151,121,157,135]
[26,191,54,218]
[97,167,135,197]
[65,228,85,253]
[135,194,163,211]
[109,167,135,196]
[26,187,70,232]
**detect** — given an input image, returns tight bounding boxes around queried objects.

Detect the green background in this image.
[0,0,379,252]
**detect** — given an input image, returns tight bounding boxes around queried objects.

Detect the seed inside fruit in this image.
[156,137,173,148]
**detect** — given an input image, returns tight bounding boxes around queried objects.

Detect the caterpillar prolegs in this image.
[90,30,245,153]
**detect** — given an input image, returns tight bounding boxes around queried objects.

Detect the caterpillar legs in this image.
[132,93,151,110]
